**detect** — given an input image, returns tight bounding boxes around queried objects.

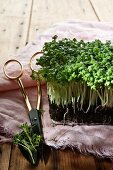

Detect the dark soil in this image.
[49,98,113,125]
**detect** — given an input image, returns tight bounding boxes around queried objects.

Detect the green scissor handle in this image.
[29,108,42,135]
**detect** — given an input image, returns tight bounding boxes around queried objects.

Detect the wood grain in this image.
[28,0,98,42]
[0,143,11,170]
[103,159,113,170]
[1,0,113,170]
[8,145,30,170]
[90,0,113,21]
[77,154,96,170]
[0,0,32,66]
[8,146,113,170]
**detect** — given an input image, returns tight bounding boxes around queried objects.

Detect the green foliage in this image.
[13,123,42,165]
[37,38,113,89]
[33,37,113,107]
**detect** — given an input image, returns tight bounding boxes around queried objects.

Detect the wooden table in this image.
[0,0,113,169]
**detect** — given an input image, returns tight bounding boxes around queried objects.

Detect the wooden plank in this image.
[8,145,30,170]
[77,153,97,170]
[90,0,113,21]
[28,0,98,42]
[57,149,79,170]
[9,144,52,170]
[0,143,11,170]
[0,0,32,66]
[8,146,96,170]
[1,1,113,170]
[9,145,113,170]
[103,159,113,170]
[9,146,61,170]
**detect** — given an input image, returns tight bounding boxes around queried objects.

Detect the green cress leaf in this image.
[13,123,42,165]
[33,37,113,106]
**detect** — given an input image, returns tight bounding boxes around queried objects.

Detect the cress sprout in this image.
[13,123,42,165]
[33,37,113,111]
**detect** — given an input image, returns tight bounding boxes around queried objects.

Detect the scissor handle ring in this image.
[29,52,43,71]
[3,59,23,80]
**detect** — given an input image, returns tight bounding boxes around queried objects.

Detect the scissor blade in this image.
[42,143,51,165]
[29,108,51,165]
[18,143,40,165]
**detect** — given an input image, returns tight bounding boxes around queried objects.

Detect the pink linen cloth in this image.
[1,20,113,159]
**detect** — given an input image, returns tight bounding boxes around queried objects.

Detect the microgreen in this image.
[33,37,113,109]
[13,123,42,165]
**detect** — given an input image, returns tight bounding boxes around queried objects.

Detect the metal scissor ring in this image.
[29,52,43,110]
[3,59,23,80]
[29,52,43,71]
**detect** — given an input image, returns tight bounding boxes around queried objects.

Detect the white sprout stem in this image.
[48,81,105,111]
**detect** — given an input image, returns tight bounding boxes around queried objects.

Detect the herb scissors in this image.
[3,53,46,165]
